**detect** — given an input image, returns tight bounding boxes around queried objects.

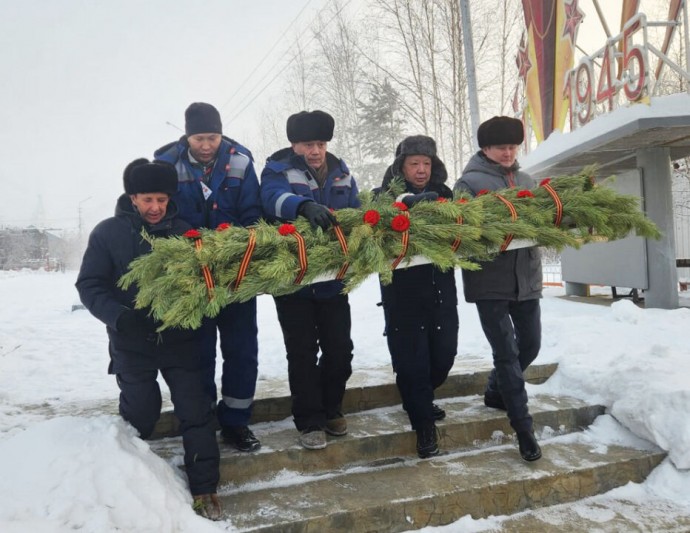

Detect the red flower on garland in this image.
[363,210,381,226]
[476,189,491,197]
[216,222,232,231]
[456,198,468,204]
[183,229,202,239]
[391,214,410,232]
[540,178,552,187]
[517,190,535,198]
[392,201,408,211]
[278,223,296,236]
[436,197,448,203]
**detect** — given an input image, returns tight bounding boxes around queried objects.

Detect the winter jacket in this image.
[154,136,261,229]
[376,167,457,329]
[454,151,542,302]
[260,147,360,299]
[76,195,201,373]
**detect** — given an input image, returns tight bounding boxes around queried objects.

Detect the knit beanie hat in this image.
[286,110,334,143]
[123,158,178,195]
[391,135,448,183]
[477,116,524,148]
[185,102,223,136]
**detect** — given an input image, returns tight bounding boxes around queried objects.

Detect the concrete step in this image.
[219,438,665,532]
[151,393,604,487]
[151,362,558,439]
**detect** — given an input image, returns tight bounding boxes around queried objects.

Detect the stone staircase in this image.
[150,363,673,532]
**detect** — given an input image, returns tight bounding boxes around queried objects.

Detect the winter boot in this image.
[415,422,440,459]
[221,425,261,452]
[516,430,542,462]
[193,493,222,521]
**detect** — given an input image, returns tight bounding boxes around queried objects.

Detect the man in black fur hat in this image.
[376,135,458,459]
[454,116,543,463]
[260,110,360,450]
[76,159,222,519]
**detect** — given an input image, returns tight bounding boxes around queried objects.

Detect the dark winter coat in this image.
[154,136,262,229]
[76,195,201,373]
[260,147,360,299]
[376,167,457,329]
[454,151,542,302]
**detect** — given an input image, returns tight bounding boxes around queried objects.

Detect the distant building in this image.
[0,227,66,271]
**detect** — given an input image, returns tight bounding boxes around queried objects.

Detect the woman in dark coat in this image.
[377,135,458,458]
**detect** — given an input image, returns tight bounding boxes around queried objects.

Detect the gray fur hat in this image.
[391,135,448,183]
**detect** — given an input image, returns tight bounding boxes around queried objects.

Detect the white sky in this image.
[0,0,657,235]
[1,269,689,531]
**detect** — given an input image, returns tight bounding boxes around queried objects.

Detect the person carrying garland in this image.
[454,116,543,462]
[375,135,458,458]
[260,110,360,450]
[154,103,262,453]
[75,159,222,519]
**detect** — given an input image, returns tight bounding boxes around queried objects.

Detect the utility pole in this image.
[459,0,481,152]
[78,196,92,242]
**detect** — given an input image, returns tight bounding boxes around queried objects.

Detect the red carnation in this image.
[540,178,552,186]
[391,214,410,232]
[436,197,448,203]
[393,201,409,211]
[183,229,202,239]
[456,198,468,204]
[517,190,535,198]
[476,189,490,196]
[363,210,381,226]
[278,223,297,236]
[216,222,232,231]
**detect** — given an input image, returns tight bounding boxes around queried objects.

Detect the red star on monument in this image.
[516,33,531,81]
[563,0,584,44]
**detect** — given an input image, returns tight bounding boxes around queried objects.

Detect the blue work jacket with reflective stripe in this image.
[260,147,361,299]
[260,148,360,222]
[154,136,262,229]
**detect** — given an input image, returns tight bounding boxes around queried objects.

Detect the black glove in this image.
[116,309,157,336]
[298,201,338,230]
[401,192,439,208]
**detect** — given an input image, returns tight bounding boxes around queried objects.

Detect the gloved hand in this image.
[298,201,338,230]
[401,192,439,208]
[116,309,157,336]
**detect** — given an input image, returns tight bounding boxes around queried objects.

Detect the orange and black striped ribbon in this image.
[292,231,308,284]
[233,228,256,290]
[541,182,563,226]
[193,239,215,299]
[332,225,350,280]
[451,215,464,253]
[391,212,410,270]
[494,194,518,252]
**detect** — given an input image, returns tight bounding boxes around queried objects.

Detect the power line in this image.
[226,0,355,124]
[218,0,315,113]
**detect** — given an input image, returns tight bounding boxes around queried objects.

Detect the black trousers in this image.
[385,307,458,430]
[117,365,220,496]
[273,293,354,431]
[475,299,541,433]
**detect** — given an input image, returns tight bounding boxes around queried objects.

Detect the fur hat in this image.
[185,102,222,136]
[286,110,334,143]
[391,135,448,183]
[477,116,524,148]
[123,158,178,195]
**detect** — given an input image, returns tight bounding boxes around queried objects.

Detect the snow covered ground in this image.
[0,269,689,531]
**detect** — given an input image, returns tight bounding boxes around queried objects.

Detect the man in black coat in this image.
[377,135,458,458]
[75,159,222,519]
[454,116,543,462]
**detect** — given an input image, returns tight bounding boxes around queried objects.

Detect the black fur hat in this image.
[123,158,178,195]
[286,110,335,143]
[185,102,222,136]
[391,135,448,183]
[477,116,524,148]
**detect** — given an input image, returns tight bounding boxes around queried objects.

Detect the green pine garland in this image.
[119,167,660,330]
